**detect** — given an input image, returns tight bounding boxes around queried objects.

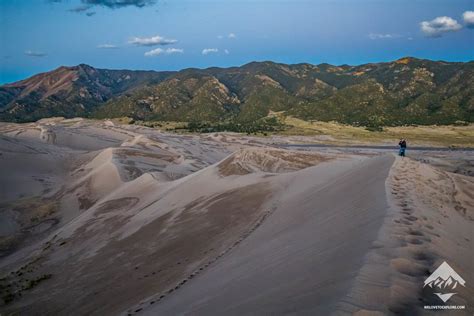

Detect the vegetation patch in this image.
[281,116,474,147]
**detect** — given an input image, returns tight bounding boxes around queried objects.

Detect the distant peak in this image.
[242,61,277,69]
[76,64,96,72]
[54,64,94,72]
[394,57,418,65]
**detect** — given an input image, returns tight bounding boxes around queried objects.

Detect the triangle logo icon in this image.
[435,293,456,303]
[424,261,466,303]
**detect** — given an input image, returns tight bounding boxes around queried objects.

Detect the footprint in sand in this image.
[398,202,409,208]
[410,250,435,264]
[407,230,424,237]
[404,215,418,222]
[406,237,423,245]
[390,258,427,277]
[400,219,413,226]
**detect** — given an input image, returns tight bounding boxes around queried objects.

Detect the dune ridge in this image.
[336,157,473,315]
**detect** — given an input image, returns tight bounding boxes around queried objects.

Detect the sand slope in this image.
[144,155,394,315]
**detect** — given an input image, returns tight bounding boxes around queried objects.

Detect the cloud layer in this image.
[68,4,91,12]
[420,16,462,37]
[82,0,156,9]
[218,33,236,39]
[24,50,47,57]
[97,44,118,49]
[202,48,218,55]
[57,0,156,12]
[129,35,177,46]
[368,33,401,40]
[144,48,183,56]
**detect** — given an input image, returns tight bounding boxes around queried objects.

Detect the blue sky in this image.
[0,0,473,84]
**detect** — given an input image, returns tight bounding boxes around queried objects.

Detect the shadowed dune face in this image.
[0,118,473,315]
[6,182,273,315]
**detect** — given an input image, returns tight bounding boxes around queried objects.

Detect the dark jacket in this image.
[399,140,407,148]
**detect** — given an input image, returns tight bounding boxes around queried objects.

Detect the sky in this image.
[0,0,473,84]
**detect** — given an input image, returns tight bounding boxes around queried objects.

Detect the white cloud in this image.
[166,48,184,54]
[463,11,474,28]
[218,33,236,39]
[97,44,118,49]
[144,48,163,56]
[202,48,218,55]
[129,35,177,46]
[368,33,401,40]
[25,50,47,57]
[144,47,183,57]
[420,16,462,37]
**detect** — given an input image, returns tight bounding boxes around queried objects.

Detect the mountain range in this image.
[1,57,473,126]
[425,276,462,290]
[424,261,466,290]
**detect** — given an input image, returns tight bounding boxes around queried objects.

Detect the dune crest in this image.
[218,147,334,176]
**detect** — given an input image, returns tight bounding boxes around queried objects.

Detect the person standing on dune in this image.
[398,139,407,157]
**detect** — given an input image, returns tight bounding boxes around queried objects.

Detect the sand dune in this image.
[144,155,394,315]
[0,119,472,315]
